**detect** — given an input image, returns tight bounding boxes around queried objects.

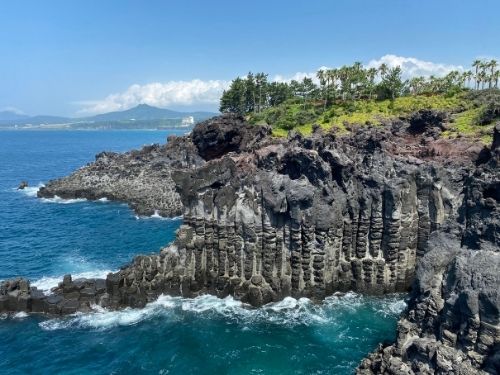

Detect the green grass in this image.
[249,92,498,144]
[445,106,497,144]
[452,107,483,135]
[271,128,288,137]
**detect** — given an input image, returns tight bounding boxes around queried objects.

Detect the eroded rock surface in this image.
[358,125,500,375]
[2,115,499,374]
[37,133,205,216]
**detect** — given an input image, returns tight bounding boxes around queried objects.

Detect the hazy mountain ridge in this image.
[0,104,217,129]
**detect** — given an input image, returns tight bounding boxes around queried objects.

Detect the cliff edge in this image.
[2,115,498,374]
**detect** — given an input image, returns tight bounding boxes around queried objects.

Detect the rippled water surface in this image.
[0,130,405,374]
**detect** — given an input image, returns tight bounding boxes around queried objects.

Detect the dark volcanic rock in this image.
[191,114,272,160]
[37,126,206,216]
[357,234,500,375]
[358,134,500,375]
[91,116,488,310]
[493,123,500,151]
[0,275,111,315]
[3,113,499,373]
[408,109,446,135]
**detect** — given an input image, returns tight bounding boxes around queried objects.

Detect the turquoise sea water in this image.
[0,130,405,374]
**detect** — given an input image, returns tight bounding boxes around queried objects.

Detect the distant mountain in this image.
[0,114,71,127]
[0,110,29,122]
[21,115,72,125]
[0,104,217,129]
[84,104,215,122]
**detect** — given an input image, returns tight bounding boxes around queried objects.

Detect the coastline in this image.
[2,114,499,373]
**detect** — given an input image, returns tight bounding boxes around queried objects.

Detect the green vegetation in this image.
[220,59,500,142]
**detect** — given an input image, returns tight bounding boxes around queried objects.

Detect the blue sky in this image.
[1,0,499,116]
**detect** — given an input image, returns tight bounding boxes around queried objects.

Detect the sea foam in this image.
[32,269,114,293]
[13,311,29,319]
[16,183,44,197]
[135,210,183,221]
[38,293,407,332]
[40,195,87,204]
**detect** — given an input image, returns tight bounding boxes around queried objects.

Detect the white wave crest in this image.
[40,293,399,331]
[151,210,163,219]
[32,269,114,293]
[38,292,406,332]
[13,311,29,319]
[40,295,178,331]
[40,195,87,204]
[383,298,407,316]
[16,183,44,197]
[97,197,109,202]
[135,211,183,221]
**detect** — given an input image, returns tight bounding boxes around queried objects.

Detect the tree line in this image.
[220,59,499,114]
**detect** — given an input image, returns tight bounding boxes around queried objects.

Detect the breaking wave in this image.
[15,183,44,197]
[17,185,112,205]
[135,210,183,221]
[32,269,114,293]
[13,311,29,319]
[40,195,87,204]
[39,292,406,331]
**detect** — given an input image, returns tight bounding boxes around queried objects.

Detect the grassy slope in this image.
[249,91,499,144]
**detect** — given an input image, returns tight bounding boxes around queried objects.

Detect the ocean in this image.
[0,130,405,374]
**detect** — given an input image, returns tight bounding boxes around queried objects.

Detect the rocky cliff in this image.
[101,112,486,308]
[2,114,498,374]
[37,133,205,216]
[358,125,500,374]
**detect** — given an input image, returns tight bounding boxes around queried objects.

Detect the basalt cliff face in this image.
[103,113,487,308]
[358,127,500,375]
[2,114,499,374]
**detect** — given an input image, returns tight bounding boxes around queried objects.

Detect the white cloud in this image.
[272,55,463,85]
[0,106,25,114]
[273,66,330,84]
[367,54,464,78]
[78,56,467,115]
[78,79,229,115]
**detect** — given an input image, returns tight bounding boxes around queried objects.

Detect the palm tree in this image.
[463,71,473,89]
[337,66,348,100]
[317,69,328,111]
[472,59,482,90]
[351,62,363,99]
[366,67,377,99]
[478,70,487,90]
[488,59,497,89]
[327,69,338,102]
[378,63,388,80]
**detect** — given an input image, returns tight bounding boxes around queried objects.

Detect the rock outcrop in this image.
[37,133,205,216]
[0,275,107,315]
[2,114,499,373]
[358,125,500,375]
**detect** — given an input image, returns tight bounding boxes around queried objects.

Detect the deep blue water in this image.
[0,130,405,374]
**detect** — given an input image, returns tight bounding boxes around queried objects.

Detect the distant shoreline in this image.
[0,126,194,132]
